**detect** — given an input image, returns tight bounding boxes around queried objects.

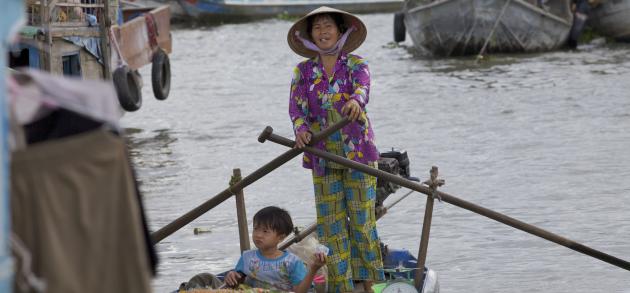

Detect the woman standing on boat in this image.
[287,6,384,292]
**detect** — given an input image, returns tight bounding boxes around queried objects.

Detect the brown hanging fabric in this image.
[10,129,155,293]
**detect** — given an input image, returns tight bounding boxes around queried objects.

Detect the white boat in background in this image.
[175,0,404,21]
[395,0,574,56]
[122,0,188,18]
[588,0,630,41]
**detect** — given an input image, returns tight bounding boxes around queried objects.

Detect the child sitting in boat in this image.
[183,206,326,292]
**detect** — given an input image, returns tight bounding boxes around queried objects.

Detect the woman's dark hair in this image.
[307,13,347,35]
[253,206,293,236]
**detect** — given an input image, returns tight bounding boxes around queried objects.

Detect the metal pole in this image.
[232,169,251,253]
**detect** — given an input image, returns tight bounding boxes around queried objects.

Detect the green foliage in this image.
[276,11,299,21]
[579,26,598,43]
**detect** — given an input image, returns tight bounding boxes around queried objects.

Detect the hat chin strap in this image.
[295,26,356,56]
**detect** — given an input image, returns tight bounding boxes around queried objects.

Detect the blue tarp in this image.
[63,36,104,64]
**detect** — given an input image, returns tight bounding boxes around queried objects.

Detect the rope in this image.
[108,27,127,68]
[476,0,513,61]
[228,174,241,195]
[292,227,302,243]
[422,166,445,202]
[144,13,159,51]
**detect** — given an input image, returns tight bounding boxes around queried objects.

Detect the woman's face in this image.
[310,15,341,51]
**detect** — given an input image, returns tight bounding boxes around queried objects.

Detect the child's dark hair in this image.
[253,206,294,236]
[307,13,347,35]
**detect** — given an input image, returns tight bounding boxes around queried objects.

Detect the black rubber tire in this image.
[151,48,171,101]
[113,65,142,112]
[394,12,406,43]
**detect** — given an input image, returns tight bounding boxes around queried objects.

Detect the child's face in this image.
[252,223,285,250]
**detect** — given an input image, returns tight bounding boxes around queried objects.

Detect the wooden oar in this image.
[279,190,415,250]
[259,127,630,271]
[150,118,351,244]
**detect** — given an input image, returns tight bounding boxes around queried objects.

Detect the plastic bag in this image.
[286,233,328,293]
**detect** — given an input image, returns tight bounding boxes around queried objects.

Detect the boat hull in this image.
[403,0,573,56]
[589,0,630,41]
[177,0,403,21]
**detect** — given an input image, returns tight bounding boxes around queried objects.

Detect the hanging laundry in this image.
[8,69,157,293]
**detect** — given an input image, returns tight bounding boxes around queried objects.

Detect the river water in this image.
[121,13,630,293]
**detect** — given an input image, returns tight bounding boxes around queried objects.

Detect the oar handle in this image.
[263,132,630,272]
[258,116,350,145]
[261,131,296,147]
[258,126,274,143]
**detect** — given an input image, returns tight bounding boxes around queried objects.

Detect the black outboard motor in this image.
[376,148,418,207]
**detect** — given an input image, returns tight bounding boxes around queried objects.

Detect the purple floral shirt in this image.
[289,52,378,175]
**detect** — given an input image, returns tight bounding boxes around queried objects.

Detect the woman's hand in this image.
[294,130,312,149]
[342,99,362,121]
[224,271,243,287]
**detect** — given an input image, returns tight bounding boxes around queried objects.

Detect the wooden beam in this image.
[114,5,172,70]
[232,169,251,254]
[100,0,112,79]
[50,22,91,27]
[41,0,53,71]
[50,27,101,37]
[54,3,104,8]
[47,0,58,15]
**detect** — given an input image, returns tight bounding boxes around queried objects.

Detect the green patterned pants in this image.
[312,165,385,293]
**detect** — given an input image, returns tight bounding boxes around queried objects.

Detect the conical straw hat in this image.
[287,6,367,58]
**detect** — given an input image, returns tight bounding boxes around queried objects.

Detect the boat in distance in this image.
[397,0,574,56]
[176,0,404,21]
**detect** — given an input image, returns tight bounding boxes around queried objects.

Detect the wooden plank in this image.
[42,0,53,70]
[101,0,111,79]
[153,5,172,54]
[50,26,101,37]
[47,0,58,15]
[50,21,91,27]
[115,15,150,70]
[112,5,171,70]
[53,3,104,8]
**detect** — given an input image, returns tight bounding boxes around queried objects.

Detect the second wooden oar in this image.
[150,118,351,244]
[279,190,415,250]
[258,126,630,272]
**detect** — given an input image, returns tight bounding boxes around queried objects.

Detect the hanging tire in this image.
[113,65,142,112]
[394,12,406,43]
[151,48,171,101]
